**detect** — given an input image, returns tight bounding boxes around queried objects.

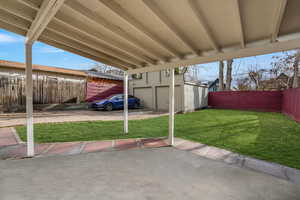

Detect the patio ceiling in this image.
[0,0,299,74]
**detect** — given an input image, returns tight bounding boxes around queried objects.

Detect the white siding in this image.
[183,84,208,112]
[156,86,183,112]
[133,87,153,108]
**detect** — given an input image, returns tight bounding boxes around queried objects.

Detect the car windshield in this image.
[109,94,123,100]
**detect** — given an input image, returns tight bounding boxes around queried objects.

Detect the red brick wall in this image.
[208,91,283,112]
[86,78,123,102]
[282,88,300,123]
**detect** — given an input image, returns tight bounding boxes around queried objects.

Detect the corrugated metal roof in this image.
[85,70,123,81]
[0,0,299,74]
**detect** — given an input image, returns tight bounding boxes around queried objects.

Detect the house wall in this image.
[86,77,123,102]
[183,83,208,112]
[0,67,86,111]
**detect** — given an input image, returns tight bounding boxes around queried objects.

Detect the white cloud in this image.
[39,46,65,53]
[0,33,23,43]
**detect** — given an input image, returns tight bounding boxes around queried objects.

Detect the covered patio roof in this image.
[0,0,299,157]
[0,0,299,74]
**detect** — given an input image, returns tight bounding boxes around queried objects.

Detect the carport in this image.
[0,0,299,157]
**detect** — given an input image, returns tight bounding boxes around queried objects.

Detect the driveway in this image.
[0,147,299,200]
[0,109,167,127]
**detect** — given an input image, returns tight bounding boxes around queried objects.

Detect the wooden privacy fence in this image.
[0,73,86,109]
[208,89,300,123]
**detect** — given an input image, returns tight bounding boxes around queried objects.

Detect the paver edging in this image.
[174,137,300,184]
[10,127,24,144]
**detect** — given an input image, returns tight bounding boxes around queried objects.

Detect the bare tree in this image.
[292,49,300,88]
[218,61,224,91]
[225,59,233,90]
[236,77,251,91]
[184,65,201,82]
[271,50,300,89]
[89,63,124,76]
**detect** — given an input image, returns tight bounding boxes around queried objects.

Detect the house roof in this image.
[208,78,219,88]
[0,0,300,74]
[0,60,87,77]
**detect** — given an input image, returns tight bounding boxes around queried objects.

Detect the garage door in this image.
[156,86,182,112]
[133,87,153,109]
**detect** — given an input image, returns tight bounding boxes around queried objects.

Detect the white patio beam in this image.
[98,0,181,59]
[25,43,34,157]
[142,0,200,56]
[124,73,129,133]
[271,0,287,42]
[127,37,300,74]
[46,24,141,67]
[39,37,129,71]
[26,0,66,44]
[233,0,245,48]
[64,1,158,64]
[168,68,175,146]
[18,0,40,10]
[42,31,134,69]
[187,0,220,52]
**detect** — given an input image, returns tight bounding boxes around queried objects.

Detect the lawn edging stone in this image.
[174,137,300,185]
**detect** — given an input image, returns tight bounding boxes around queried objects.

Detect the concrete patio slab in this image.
[174,138,300,185]
[0,148,299,200]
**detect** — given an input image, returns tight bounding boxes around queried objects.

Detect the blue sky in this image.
[0,29,287,81]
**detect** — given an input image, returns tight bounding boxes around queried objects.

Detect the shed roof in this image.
[0,0,299,74]
[0,60,87,77]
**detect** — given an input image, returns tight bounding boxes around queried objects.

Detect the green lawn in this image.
[16,109,300,169]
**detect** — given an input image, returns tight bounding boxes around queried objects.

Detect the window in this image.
[132,73,143,79]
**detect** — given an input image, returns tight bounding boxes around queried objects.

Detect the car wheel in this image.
[133,102,140,109]
[105,103,113,111]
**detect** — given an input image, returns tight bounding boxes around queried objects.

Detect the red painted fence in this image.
[282,88,300,123]
[208,91,282,112]
[208,89,300,123]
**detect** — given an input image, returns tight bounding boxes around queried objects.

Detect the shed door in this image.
[133,87,153,109]
[156,86,182,112]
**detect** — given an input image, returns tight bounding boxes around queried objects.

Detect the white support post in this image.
[25,42,34,157]
[168,68,175,145]
[124,72,128,133]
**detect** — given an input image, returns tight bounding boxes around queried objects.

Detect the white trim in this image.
[187,0,219,51]
[271,0,287,42]
[124,72,128,133]
[127,37,300,74]
[168,68,175,146]
[25,43,34,157]
[233,0,245,48]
